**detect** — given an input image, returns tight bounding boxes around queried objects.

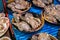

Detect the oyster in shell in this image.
[44,4,60,24]
[32,0,53,8]
[0,13,9,37]
[0,37,11,40]
[28,33,58,40]
[13,21,31,32]
[7,0,31,13]
[12,12,44,32]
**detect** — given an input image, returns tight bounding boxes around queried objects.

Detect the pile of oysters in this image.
[12,12,44,32]
[7,0,60,40]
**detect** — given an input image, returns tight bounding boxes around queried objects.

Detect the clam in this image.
[7,0,31,13]
[12,12,44,32]
[28,33,58,40]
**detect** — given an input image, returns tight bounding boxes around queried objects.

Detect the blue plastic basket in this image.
[8,0,60,40]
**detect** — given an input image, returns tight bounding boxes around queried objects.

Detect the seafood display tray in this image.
[7,0,60,40]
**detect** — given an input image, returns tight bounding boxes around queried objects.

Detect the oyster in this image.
[24,13,41,29]
[0,37,11,40]
[32,0,53,8]
[13,21,31,32]
[7,0,31,13]
[0,13,9,37]
[12,12,43,32]
[28,33,58,40]
[19,13,41,29]
[44,4,60,24]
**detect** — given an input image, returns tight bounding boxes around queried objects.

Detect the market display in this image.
[0,0,59,40]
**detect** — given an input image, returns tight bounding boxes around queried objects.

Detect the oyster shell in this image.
[13,21,31,32]
[44,4,60,24]
[0,13,9,37]
[32,0,53,8]
[28,33,58,40]
[0,37,11,40]
[12,12,44,32]
[7,0,31,13]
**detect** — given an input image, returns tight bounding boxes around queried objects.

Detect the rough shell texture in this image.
[44,4,60,24]
[12,12,44,32]
[29,33,58,40]
[7,0,31,13]
[32,0,53,8]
